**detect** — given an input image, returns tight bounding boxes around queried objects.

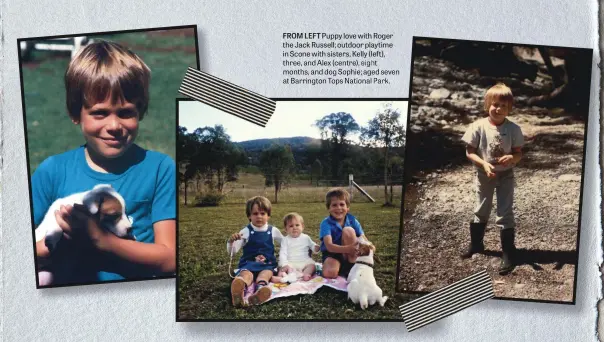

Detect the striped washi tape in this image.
[179,67,276,127]
[399,270,494,332]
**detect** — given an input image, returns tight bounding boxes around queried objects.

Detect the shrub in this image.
[194,192,224,207]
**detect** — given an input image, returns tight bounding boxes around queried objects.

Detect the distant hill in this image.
[236,136,321,151]
[234,136,403,183]
[236,136,322,168]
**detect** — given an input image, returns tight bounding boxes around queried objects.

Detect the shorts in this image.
[285,259,316,271]
[321,251,354,277]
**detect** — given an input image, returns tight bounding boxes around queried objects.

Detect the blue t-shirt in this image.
[319,213,364,252]
[31,144,176,282]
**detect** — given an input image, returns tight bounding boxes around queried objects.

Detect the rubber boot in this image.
[461,222,486,259]
[499,228,516,275]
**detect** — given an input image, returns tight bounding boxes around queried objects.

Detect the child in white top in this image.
[274,213,320,282]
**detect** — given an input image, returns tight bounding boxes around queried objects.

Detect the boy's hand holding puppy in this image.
[52,203,116,251]
[70,203,112,249]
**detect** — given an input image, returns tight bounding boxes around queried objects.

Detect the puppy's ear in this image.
[83,194,97,214]
[83,188,106,215]
[93,184,113,190]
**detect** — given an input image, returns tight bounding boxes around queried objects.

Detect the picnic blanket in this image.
[242,275,348,304]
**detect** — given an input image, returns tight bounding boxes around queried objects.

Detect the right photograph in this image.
[397,37,593,303]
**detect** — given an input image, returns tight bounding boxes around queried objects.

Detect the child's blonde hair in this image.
[283,212,304,227]
[245,196,272,217]
[325,188,351,209]
[65,40,151,121]
[484,83,514,112]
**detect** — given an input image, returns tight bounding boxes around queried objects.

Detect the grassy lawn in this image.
[178,201,406,320]
[182,173,404,205]
[21,30,198,174]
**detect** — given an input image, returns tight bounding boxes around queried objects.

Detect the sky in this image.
[178,100,408,143]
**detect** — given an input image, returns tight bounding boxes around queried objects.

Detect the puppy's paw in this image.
[379,296,388,306]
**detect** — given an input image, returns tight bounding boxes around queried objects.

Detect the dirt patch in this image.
[398,55,585,303]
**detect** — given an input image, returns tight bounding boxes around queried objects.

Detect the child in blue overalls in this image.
[227,196,283,307]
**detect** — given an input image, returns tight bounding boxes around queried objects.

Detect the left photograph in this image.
[18,25,200,288]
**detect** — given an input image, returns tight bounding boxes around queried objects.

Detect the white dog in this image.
[35,184,132,285]
[346,241,388,309]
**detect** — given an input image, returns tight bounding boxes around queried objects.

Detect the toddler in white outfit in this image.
[274,212,320,282]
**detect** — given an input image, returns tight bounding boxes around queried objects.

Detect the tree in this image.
[259,144,295,203]
[360,103,406,206]
[177,126,200,204]
[180,165,198,205]
[311,159,322,186]
[179,125,245,195]
[314,112,360,180]
[388,154,404,204]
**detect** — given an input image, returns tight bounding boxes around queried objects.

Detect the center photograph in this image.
[176,98,407,321]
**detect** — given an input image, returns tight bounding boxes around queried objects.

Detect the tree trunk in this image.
[274,182,279,203]
[384,147,390,205]
[390,182,393,204]
[184,181,188,205]
[217,169,224,193]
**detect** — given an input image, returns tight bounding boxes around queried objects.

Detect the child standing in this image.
[320,188,364,279]
[275,213,320,282]
[32,41,176,285]
[227,196,283,307]
[460,83,524,274]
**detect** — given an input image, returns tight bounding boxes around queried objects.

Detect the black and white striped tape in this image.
[400,270,494,332]
[179,67,276,127]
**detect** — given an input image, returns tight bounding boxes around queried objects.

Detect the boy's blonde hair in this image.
[283,212,304,227]
[65,40,151,121]
[245,196,272,217]
[325,188,351,209]
[484,83,513,112]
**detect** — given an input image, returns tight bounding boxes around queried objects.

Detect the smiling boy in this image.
[460,83,524,274]
[31,41,176,286]
[319,188,364,279]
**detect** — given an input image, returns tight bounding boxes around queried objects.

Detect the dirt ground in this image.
[398,55,586,303]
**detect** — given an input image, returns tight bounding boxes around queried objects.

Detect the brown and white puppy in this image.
[346,239,388,309]
[35,184,132,251]
[35,184,132,286]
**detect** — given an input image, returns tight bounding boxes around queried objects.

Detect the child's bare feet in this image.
[270,275,283,283]
[249,285,272,305]
[231,277,247,308]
